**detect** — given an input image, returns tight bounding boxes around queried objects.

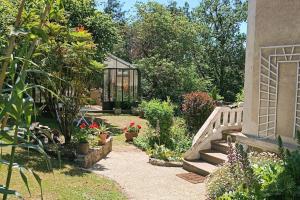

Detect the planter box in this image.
[75,137,112,168]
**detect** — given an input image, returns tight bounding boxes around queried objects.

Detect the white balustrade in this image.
[185,106,243,160]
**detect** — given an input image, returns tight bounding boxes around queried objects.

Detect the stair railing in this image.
[184,106,243,160]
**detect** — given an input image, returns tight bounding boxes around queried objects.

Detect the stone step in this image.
[211,140,231,154]
[199,149,228,165]
[183,159,218,176]
[222,130,245,141]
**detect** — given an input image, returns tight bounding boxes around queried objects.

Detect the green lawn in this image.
[0,147,127,200]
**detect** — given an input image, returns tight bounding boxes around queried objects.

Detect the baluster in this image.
[223,110,229,126]
[229,110,235,126]
[236,109,242,125]
[215,113,221,129]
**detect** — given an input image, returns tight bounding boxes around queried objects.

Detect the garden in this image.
[1,0,299,200]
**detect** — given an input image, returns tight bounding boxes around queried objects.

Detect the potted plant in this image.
[123,121,141,142]
[89,122,111,145]
[113,100,122,114]
[74,123,90,154]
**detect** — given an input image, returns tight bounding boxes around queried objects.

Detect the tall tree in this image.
[192,0,247,101]
[63,0,119,61]
[104,0,126,24]
[131,2,209,103]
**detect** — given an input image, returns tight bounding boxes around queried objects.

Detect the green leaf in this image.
[31,26,48,42]
[32,171,43,200]
[19,168,31,196]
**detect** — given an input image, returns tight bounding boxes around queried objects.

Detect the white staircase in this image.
[183,106,243,176]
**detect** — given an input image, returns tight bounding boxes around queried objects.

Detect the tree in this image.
[128,2,210,103]
[63,0,119,61]
[33,14,101,143]
[104,0,126,24]
[192,0,247,101]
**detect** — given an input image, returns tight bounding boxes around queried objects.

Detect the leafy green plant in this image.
[73,128,89,143]
[148,144,181,161]
[143,98,174,133]
[0,1,55,199]
[209,86,224,101]
[235,89,244,103]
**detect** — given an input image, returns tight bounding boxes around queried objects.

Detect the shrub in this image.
[182,92,215,134]
[143,99,174,132]
[169,118,192,153]
[133,117,192,161]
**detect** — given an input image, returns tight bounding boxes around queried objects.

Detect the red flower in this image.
[129,121,135,127]
[89,122,99,129]
[137,125,142,129]
[80,123,86,129]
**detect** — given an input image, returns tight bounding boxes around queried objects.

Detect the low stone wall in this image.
[75,137,112,168]
[149,157,183,167]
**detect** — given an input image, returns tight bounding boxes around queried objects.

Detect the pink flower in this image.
[129,121,135,127]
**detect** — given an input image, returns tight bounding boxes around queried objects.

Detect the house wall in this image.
[243,0,300,138]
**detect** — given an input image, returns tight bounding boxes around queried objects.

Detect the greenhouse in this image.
[103,54,140,110]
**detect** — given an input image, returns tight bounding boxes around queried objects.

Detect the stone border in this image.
[75,137,113,168]
[148,157,183,167]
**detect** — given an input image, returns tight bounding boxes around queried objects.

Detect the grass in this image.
[0,147,127,200]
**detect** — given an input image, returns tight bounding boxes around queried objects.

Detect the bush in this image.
[182,92,215,134]
[143,99,174,132]
[133,117,192,161]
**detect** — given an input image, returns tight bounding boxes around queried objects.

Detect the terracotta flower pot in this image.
[99,133,108,145]
[77,142,89,155]
[125,131,138,142]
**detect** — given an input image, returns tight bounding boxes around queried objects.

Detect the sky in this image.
[97,0,247,34]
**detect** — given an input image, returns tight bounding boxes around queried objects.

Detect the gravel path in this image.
[91,145,206,200]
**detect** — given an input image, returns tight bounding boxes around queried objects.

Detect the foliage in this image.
[33,10,101,143]
[192,0,247,101]
[147,144,181,161]
[143,99,174,133]
[207,138,300,200]
[133,135,150,151]
[104,0,126,24]
[182,92,215,134]
[0,1,55,198]
[209,86,224,101]
[235,89,245,103]
[63,0,120,61]
[137,56,210,104]
[133,117,191,161]
[73,128,89,143]
[111,0,247,102]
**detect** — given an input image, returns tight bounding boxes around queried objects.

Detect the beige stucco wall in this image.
[243,0,300,138]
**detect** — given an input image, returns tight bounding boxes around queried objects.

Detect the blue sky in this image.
[97,0,247,33]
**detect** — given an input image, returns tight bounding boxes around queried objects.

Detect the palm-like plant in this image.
[0,0,55,199]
